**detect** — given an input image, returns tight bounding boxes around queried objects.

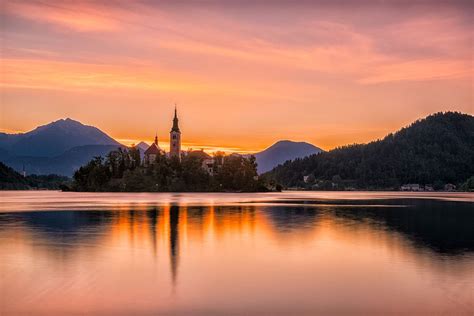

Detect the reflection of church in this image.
[143,107,220,174]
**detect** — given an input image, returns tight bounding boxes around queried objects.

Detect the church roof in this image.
[144,143,162,155]
[188,150,212,159]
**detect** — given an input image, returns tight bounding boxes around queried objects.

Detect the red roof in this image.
[144,143,161,155]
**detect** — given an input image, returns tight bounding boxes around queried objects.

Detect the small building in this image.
[188,150,215,175]
[400,184,421,191]
[144,135,165,166]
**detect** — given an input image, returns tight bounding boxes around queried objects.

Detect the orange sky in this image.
[1,0,472,152]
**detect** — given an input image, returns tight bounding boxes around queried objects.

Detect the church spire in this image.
[154,132,158,145]
[171,104,180,133]
[170,104,182,160]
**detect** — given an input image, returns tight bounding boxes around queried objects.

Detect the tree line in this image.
[0,162,70,190]
[71,147,269,192]
[264,112,474,191]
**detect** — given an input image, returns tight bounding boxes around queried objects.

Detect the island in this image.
[67,108,272,192]
[70,147,272,192]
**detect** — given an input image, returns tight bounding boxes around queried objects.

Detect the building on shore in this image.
[400,184,421,191]
[187,149,218,175]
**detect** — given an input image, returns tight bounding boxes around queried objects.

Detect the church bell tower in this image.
[170,106,181,159]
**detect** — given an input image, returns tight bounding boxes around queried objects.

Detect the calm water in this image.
[0,191,473,315]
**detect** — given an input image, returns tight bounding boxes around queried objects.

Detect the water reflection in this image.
[0,198,473,315]
[265,206,322,234]
[331,199,474,255]
[1,200,473,264]
[169,205,179,287]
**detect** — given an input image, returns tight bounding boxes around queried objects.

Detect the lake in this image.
[0,191,473,315]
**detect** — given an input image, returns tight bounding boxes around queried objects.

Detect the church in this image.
[144,107,182,165]
[143,107,222,175]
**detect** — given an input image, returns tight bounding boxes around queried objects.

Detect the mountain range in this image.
[0,119,319,176]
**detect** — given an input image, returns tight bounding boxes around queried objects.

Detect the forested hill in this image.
[265,112,474,189]
[0,162,70,190]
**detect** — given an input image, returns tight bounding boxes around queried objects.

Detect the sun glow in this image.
[1,0,472,151]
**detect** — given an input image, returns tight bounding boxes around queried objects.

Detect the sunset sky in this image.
[1,0,472,152]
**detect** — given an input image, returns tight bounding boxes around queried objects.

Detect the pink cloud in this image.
[5,1,121,32]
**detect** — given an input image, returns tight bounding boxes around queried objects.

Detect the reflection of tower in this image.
[169,205,180,287]
[147,208,158,257]
[170,106,181,160]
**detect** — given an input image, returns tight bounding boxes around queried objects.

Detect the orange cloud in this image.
[2,1,472,151]
[0,58,208,92]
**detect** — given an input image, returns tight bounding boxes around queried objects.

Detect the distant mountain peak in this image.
[0,118,120,158]
[271,140,315,147]
[254,140,322,174]
[275,139,299,143]
[51,117,86,127]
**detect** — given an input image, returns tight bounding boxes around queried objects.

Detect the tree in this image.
[72,148,266,192]
[73,156,110,191]
[129,146,141,169]
[266,112,474,190]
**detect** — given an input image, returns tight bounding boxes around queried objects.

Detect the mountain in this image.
[254,140,323,173]
[265,112,474,189]
[1,145,124,177]
[0,118,120,157]
[0,118,123,176]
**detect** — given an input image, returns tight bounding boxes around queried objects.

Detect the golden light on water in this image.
[1,191,473,314]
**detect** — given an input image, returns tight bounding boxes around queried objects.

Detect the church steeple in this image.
[171,105,180,133]
[170,105,181,160]
[154,133,158,145]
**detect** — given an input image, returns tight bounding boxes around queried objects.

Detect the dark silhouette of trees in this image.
[73,156,110,190]
[0,162,70,190]
[71,148,266,192]
[265,112,474,190]
[214,155,260,191]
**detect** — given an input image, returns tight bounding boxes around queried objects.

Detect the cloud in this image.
[2,1,472,150]
[359,59,472,84]
[0,58,205,92]
[4,1,121,32]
